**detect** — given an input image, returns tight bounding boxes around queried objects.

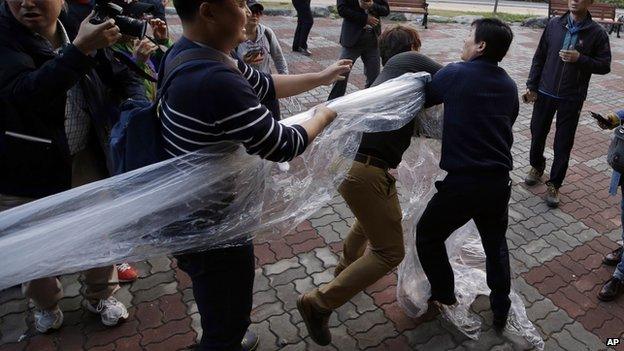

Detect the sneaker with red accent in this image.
[117,263,138,283]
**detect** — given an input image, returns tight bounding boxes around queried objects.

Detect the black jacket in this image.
[0,1,147,198]
[527,11,611,101]
[337,0,389,48]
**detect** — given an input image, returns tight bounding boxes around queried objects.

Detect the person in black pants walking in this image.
[292,0,313,55]
[523,0,611,208]
[327,0,389,100]
[416,18,518,331]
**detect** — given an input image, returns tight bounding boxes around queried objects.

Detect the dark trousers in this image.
[416,175,512,318]
[327,30,381,100]
[292,0,313,50]
[264,98,281,120]
[176,244,255,351]
[529,94,584,188]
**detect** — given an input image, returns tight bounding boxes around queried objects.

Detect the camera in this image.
[90,1,149,39]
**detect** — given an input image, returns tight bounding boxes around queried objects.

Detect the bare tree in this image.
[494,0,499,13]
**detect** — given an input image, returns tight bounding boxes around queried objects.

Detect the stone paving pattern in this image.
[1,14,624,351]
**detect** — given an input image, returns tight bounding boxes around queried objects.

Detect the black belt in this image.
[354,153,389,170]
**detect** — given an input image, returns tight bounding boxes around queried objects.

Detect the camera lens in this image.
[115,15,147,39]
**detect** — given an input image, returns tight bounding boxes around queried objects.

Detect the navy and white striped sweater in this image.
[159,37,308,162]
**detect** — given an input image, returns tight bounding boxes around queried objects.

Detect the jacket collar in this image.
[557,10,593,31]
[470,55,499,65]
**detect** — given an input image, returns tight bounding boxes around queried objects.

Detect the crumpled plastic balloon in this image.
[395,139,545,350]
[0,72,543,349]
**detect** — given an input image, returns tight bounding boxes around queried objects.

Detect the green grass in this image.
[429,9,535,22]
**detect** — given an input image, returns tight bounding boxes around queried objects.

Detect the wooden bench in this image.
[388,0,429,28]
[548,0,622,37]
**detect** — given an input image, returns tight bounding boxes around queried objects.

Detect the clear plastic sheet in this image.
[0,72,542,348]
[0,73,429,289]
[395,139,545,350]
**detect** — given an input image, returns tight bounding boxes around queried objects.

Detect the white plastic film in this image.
[0,72,543,348]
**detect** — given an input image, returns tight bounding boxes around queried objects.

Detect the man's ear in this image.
[477,40,487,54]
[198,1,218,22]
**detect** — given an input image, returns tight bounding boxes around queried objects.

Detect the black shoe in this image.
[241,330,259,351]
[295,48,312,56]
[492,313,508,333]
[604,247,623,266]
[598,277,624,301]
[297,293,332,346]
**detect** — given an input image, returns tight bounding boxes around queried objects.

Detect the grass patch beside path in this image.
[429,9,535,22]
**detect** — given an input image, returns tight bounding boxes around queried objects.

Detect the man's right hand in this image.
[73,13,122,55]
[522,89,537,104]
[314,106,337,126]
[366,15,380,27]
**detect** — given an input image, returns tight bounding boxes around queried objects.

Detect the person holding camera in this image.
[165,0,351,349]
[326,0,389,100]
[0,0,147,332]
[523,0,611,208]
[593,110,624,301]
[114,18,172,101]
[236,0,287,119]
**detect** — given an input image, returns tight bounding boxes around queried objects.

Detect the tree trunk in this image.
[493,0,499,14]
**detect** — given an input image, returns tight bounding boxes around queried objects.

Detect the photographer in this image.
[0,0,147,332]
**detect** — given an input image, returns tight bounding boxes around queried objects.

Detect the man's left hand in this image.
[318,59,353,85]
[559,49,580,63]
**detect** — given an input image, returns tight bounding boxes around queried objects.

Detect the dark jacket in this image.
[527,11,611,101]
[337,0,389,48]
[426,57,519,176]
[0,1,147,198]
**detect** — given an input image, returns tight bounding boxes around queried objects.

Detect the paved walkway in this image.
[2,15,624,351]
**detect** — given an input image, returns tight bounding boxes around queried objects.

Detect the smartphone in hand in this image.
[590,111,610,125]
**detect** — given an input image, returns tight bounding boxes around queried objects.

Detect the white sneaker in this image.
[84,297,129,326]
[34,307,63,333]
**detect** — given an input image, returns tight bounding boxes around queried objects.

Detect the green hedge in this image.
[599,0,624,8]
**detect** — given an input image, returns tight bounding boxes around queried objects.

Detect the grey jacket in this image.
[236,23,289,74]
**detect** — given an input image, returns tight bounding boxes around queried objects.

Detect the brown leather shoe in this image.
[297,293,332,346]
[598,277,624,302]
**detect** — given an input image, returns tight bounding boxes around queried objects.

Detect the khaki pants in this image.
[1,147,119,310]
[311,161,405,310]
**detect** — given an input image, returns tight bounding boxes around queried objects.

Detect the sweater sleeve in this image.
[209,69,308,162]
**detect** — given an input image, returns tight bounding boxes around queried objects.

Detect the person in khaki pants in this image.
[297,25,442,346]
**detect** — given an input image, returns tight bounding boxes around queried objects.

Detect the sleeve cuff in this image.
[292,124,309,152]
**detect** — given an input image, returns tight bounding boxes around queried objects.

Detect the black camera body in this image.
[90,2,147,39]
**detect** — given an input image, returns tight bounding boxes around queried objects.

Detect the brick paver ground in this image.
[1,13,624,351]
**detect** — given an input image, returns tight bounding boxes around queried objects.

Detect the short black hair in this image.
[471,18,513,62]
[173,0,224,21]
[379,25,422,66]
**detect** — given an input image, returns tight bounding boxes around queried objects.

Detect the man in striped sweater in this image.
[167,0,352,350]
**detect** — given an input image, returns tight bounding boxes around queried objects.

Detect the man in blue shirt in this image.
[166,0,351,349]
[416,18,518,331]
[523,0,611,208]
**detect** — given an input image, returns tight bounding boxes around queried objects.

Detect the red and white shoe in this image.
[117,263,138,283]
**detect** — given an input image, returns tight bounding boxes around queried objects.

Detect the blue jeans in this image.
[614,187,624,280]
